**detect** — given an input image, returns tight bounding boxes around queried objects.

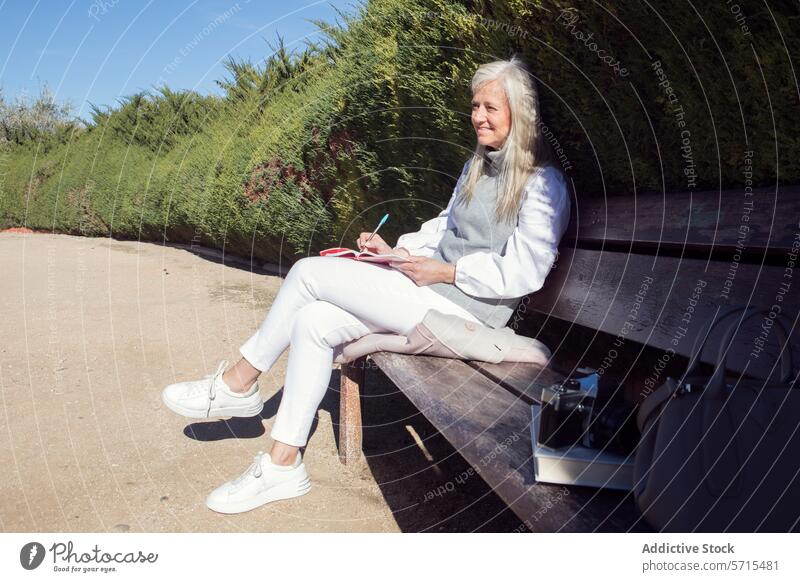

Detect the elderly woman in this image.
[162,56,571,514]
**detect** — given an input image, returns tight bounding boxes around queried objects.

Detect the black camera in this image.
[537,369,639,455]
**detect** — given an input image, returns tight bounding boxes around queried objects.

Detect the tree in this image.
[0,84,78,145]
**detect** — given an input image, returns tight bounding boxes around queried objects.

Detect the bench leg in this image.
[339,356,366,464]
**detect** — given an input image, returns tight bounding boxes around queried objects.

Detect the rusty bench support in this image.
[338,356,366,464]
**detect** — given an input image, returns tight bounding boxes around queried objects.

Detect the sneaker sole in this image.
[206,475,312,514]
[161,392,265,419]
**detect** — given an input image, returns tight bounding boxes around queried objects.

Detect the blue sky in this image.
[0,0,361,120]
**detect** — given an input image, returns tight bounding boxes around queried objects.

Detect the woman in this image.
[162,56,571,514]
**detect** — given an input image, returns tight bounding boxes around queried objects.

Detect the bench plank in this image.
[465,361,564,404]
[370,351,647,532]
[530,248,798,380]
[565,186,800,254]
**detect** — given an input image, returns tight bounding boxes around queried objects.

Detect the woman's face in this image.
[471,79,511,150]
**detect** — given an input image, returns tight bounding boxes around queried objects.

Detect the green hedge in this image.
[1,0,797,265]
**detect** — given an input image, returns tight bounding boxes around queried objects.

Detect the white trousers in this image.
[239,256,482,447]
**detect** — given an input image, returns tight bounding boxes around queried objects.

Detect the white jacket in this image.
[395,161,571,300]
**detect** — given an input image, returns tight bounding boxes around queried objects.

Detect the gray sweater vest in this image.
[427,149,523,329]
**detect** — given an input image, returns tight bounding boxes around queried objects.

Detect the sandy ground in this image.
[0,232,523,533]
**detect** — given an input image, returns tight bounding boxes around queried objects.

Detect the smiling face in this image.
[471,79,512,150]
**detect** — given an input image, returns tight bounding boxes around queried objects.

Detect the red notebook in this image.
[319,247,411,264]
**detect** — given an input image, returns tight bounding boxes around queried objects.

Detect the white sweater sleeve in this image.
[394,162,469,258]
[453,166,571,299]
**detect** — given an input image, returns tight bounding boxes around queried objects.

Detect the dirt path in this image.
[0,232,404,532]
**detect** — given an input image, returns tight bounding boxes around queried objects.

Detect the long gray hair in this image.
[460,56,554,224]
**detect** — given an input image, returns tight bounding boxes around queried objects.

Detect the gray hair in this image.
[460,55,554,224]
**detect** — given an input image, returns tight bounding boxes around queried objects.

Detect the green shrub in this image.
[89,87,221,153]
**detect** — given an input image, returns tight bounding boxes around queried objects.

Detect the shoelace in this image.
[203,360,228,417]
[232,451,264,487]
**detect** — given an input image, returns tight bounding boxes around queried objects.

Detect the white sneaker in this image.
[162,360,264,419]
[206,451,312,514]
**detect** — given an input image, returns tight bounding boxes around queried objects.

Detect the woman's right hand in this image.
[356,232,393,254]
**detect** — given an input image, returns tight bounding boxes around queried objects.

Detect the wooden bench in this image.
[337,183,800,532]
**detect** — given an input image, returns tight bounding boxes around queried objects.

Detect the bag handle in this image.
[706,307,795,398]
[681,305,795,389]
[637,306,752,432]
[681,305,748,382]
[636,377,680,432]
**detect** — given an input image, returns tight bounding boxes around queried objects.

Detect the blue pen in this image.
[363,213,389,248]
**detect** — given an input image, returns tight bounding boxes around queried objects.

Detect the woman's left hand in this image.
[394,256,456,286]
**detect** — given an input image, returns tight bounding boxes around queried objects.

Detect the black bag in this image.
[634,305,800,532]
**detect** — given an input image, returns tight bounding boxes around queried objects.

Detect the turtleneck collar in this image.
[484,147,504,177]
